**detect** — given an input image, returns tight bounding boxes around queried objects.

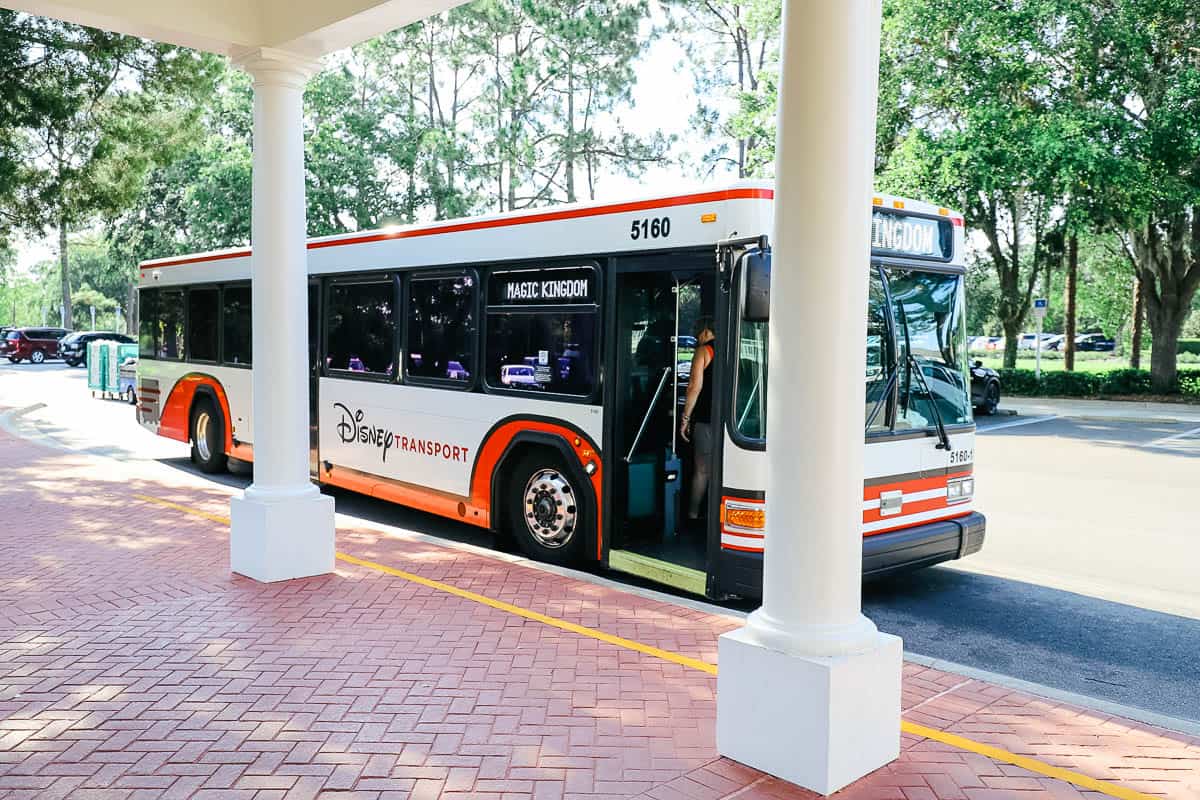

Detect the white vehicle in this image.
[500,364,539,388]
[135,182,984,599]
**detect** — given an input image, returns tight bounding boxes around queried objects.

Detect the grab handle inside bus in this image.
[743,250,771,322]
[625,367,673,464]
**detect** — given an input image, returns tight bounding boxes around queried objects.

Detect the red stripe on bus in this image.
[862,470,971,501]
[863,508,972,537]
[721,542,764,553]
[862,495,955,525]
[141,188,775,269]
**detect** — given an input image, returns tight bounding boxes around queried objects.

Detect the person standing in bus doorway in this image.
[680,316,716,525]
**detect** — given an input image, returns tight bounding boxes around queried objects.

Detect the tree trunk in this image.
[58,220,72,329]
[1063,234,1077,371]
[1130,274,1143,369]
[126,283,138,337]
[1002,319,1020,369]
[1147,305,1182,393]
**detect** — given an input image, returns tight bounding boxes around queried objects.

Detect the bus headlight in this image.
[947,477,974,504]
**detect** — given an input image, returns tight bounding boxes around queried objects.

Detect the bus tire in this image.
[190,397,228,474]
[505,451,587,567]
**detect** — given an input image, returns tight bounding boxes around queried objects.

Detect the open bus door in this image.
[606,251,722,596]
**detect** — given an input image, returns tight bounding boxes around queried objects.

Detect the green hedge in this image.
[997,367,1200,399]
[1178,339,1200,356]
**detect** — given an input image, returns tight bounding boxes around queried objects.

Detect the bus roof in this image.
[138,181,963,285]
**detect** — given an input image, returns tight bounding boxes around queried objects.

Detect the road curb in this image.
[904,652,1200,738]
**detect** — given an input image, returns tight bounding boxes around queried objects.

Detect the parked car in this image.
[983,336,1005,351]
[1043,334,1065,351]
[58,331,134,367]
[1016,333,1054,350]
[1,327,71,363]
[970,360,1002,416]
[1076,332,1116,352]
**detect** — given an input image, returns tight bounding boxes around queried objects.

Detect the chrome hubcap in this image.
[31,351,43,363]
[523,468,577,548]
[195,412,212,461]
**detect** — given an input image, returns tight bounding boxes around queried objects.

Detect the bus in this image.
[135,181,984,600]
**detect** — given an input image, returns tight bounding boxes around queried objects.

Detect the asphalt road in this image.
[3,360,1199,726]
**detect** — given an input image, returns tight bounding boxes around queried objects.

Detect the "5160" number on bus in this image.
[630,217,670,240]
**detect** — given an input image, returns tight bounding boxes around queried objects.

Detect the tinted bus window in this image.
[865,269,891,432]
[158,289,185,360]
[188,288,219,362]
[888,270,971,427]
[407,275,475,383]
[485,312,596,395]
[327,280,395,376]
[139,289,158,358]
[222,286,252,365]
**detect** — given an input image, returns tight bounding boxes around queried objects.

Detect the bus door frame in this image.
[600,247,721,585]
[707,237,769,599]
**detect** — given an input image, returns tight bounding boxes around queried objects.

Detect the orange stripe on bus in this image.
[142,188,775,269]
[862,495,955,525]
[322,464,490,528]
[863,470,971,500]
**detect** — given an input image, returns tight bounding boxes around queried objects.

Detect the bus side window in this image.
[865,269,891,432]
[327,280,396,377]
[222,286,252,366]
[406,275,476,385]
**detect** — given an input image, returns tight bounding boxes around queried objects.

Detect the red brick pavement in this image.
[0,424,1198,800]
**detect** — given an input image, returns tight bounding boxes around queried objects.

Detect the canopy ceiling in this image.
[1,0,467,57]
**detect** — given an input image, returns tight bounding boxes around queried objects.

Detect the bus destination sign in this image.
[489,267,596,306]
[871,211,952,260]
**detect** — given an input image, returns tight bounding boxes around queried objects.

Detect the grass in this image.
[971,354,1137,372]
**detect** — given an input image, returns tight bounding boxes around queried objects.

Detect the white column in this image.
[716,1,901,796]
[228,47,335,582]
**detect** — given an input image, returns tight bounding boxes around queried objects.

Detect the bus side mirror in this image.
[743,250,771,322]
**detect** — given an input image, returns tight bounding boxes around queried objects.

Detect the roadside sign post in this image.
[1033,298,1048,380]
[90,305,96,330]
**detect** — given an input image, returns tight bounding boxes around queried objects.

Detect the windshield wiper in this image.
[864,367,898,431]
[906,354,951,451]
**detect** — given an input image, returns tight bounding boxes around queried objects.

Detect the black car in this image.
[970,360,1001,415]
[1075,333,1116,352]
[58,331,134,367]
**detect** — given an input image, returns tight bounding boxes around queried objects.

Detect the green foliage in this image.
[667,0,780,178]
[997,367,1200,398]
[1176,340,1200,356]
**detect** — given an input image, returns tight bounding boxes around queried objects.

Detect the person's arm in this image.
[679,345,710,442]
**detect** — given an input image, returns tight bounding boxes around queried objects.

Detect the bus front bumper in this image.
[862,511,986,579]
[710,511,986,600]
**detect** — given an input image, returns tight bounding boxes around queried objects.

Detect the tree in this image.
[880,0,1071,368]
[6,18,219,328]
[670,0,779,178]
[1081,0,1200,391]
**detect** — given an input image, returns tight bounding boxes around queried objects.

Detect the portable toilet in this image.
[104,340,125,395]
[87,339,108,395]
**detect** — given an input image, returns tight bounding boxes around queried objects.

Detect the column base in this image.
[716,626,902,796]
[230,487,335,582]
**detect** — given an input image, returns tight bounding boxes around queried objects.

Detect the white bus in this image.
[136,181,984,599]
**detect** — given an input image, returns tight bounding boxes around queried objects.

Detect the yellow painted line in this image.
[135,492,1156,800]
[134,493,231,525]
[900,721,1155,800]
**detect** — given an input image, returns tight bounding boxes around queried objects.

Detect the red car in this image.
[1,327,72,363]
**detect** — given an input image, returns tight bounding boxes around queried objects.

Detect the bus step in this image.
[608,549,706,596]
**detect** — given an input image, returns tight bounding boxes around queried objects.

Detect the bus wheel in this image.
[506,452,586,567]
[190,398,228,474]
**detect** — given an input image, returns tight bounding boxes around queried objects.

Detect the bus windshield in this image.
[735,266,971,442]
[886,269,971,428]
